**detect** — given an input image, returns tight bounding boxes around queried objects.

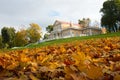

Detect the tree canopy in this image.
[14,29,29,47]
[0,23,42,49]
[1,27,15,48]
[27,23,42,43]
[46,25,53,33]
[0,36,3,49]
[43,33,49,40]
[100,0,120,32]
[78,18,91,27]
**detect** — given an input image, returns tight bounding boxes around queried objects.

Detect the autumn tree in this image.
[14,29,29,47]
[1,27,15,48]
[27,23,42,43]
[46,25,53,33]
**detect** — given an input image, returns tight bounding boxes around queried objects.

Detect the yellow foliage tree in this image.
[14,29,29,47]
[27,23,42,43]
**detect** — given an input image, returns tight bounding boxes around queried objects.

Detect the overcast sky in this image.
[0,0,106,33]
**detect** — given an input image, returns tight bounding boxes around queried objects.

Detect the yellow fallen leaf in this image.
[29,74,39,80]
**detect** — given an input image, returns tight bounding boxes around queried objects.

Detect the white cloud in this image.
[0,0,106,34]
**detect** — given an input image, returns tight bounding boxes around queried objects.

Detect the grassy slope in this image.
[26,32,120,48]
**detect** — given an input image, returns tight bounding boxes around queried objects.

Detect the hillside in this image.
[26,32,120,48]
[0,32,120,79]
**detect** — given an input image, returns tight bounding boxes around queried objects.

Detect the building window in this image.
[72,32,74,35]
[54,34,56,37]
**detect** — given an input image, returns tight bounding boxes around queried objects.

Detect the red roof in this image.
[56,20,80,26]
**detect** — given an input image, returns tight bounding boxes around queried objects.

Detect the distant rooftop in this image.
[56,20,80,26]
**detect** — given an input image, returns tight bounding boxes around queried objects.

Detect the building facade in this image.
[48,20,101,40]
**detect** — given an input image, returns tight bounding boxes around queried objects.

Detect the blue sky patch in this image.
[48,10,60,17]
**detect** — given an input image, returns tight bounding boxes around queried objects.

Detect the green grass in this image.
[25,32,120,48]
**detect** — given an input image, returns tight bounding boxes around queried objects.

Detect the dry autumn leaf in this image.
[0,37,119,79]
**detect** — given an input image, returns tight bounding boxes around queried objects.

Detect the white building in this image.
[48,20,102,40]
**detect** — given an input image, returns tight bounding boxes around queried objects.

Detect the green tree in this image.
[14,29,29,47]
[0,36,3,49]
[115,0,120,19]
[100,0,120,32]
[46,25,53,33]
[115,0,120,30]
[78,18,91,27]
[78,19,85,27]
[27,23,42,43]
[43,33,49,40]
[1,27,15,48]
